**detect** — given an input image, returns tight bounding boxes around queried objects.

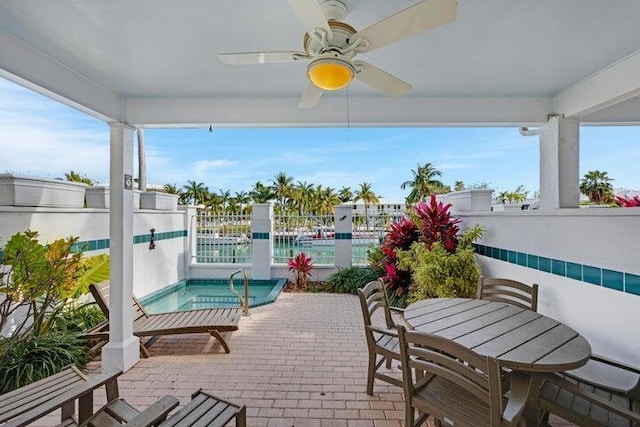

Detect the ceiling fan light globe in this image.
[307,57,355,91]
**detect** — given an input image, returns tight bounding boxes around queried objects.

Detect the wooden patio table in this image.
[404,297,592,427]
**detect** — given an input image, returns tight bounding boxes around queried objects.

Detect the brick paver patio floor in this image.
[41,292,577,426]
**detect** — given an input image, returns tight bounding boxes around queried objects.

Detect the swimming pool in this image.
[139,278,287,314]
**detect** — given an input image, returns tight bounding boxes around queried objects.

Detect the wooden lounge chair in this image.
[0,365,179,427]
[89,282,242,357]
[477,276,539,312]
[538,354,640,427]
[158,389,246,427]
[356,279,404,395]
[396,325,527,427]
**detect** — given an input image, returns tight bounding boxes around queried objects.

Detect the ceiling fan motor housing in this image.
[303,20,357,56]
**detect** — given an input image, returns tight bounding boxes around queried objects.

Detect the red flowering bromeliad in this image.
[615,195,640,207]
[379,195,461,297]
[287,252,314,288]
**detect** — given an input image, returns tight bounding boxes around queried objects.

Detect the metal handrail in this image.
[229,269,250,316]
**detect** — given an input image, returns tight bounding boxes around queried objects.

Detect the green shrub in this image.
[55,303,106,333]
[396,241,480,302]
[325,267,380,294]
[0,332,91,393]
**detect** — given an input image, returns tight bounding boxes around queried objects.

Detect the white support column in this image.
[539,116,580,209]
[251,203,273,279]
[184,205,198,265]
[334,205,353,268]
[102,123,140,372]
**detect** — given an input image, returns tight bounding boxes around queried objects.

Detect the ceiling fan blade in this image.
[288,0,333,41]
[218,51,310,65]
[298,82,323,108]
[354,60,411,98]
[354,0,457,53]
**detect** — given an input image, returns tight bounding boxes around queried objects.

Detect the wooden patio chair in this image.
[356,279,404,395]
[538,354,640,427]
[0,365,179,427]
[88,282,242,357]
[396,325,527,427]
[477,276,539,312]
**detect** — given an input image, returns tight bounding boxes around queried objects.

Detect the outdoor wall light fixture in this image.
[209,125,213,132]
[149,228,156,250]
[307,53,355,91]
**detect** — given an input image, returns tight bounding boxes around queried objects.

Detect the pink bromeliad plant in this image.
[376,195,483,303]
[287,252,314,289]
[615,195,640,207]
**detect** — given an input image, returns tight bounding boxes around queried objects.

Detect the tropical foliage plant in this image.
[615,195,640,207]
[0,331,90,393]
[287,252,314,289]
[374,195,483,303]
[325,267,379,294]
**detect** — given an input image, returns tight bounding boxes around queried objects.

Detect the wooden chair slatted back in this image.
[397,325,505,426]
[477,277,539,312]
[357,280,394,331]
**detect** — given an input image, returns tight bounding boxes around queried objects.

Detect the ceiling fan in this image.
[218,0,457,108]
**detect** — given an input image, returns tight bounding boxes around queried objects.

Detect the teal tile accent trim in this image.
[552,260,566,277]
[335,232,352,240]
[70,229,188,252]
[566,262,582,281]
[583,266,601,286]
[603,269,623,291]
[538,257,551,273]
[476,244,638,296]
[625,274,640,295]
[252,232,269,239]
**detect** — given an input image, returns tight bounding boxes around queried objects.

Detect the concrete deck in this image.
[45,292,576,426]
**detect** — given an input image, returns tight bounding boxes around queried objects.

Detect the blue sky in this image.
[1,77,638,202]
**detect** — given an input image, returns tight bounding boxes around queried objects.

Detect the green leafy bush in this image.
[396,241,481,301]
[325,267,380,294]
[0,332,91,393]
[55,303,106,333]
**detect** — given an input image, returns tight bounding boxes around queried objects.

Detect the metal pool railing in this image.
[195,210,252,263]
[351,211,403,264]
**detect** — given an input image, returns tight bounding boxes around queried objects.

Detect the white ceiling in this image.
[1,0,640,127]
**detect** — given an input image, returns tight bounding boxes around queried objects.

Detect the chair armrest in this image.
[389,306,405,314]
[501,371,528,426]
[126,395,179,427]
[366,325,398,337]
[541,372,640,423]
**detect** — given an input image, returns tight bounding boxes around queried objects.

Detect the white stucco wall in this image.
[0,207,188,297]
[459,209,640,366]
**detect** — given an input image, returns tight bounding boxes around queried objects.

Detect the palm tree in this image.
[354,182,379,230]
[163,183,179,194]
[64,171,93,185]
[249,181,274,204]
[580,170,614,204]
[182,180,208,205]
[270,172,294,214]
[338,186,353,203]
[454,181,465,191]
[291,180,314,216]
[234,191,250,214]
[218,189,231,214]
[400,163,444,204]
[317,187,340,216]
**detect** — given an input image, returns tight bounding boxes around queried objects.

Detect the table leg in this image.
[523,374,544,427]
